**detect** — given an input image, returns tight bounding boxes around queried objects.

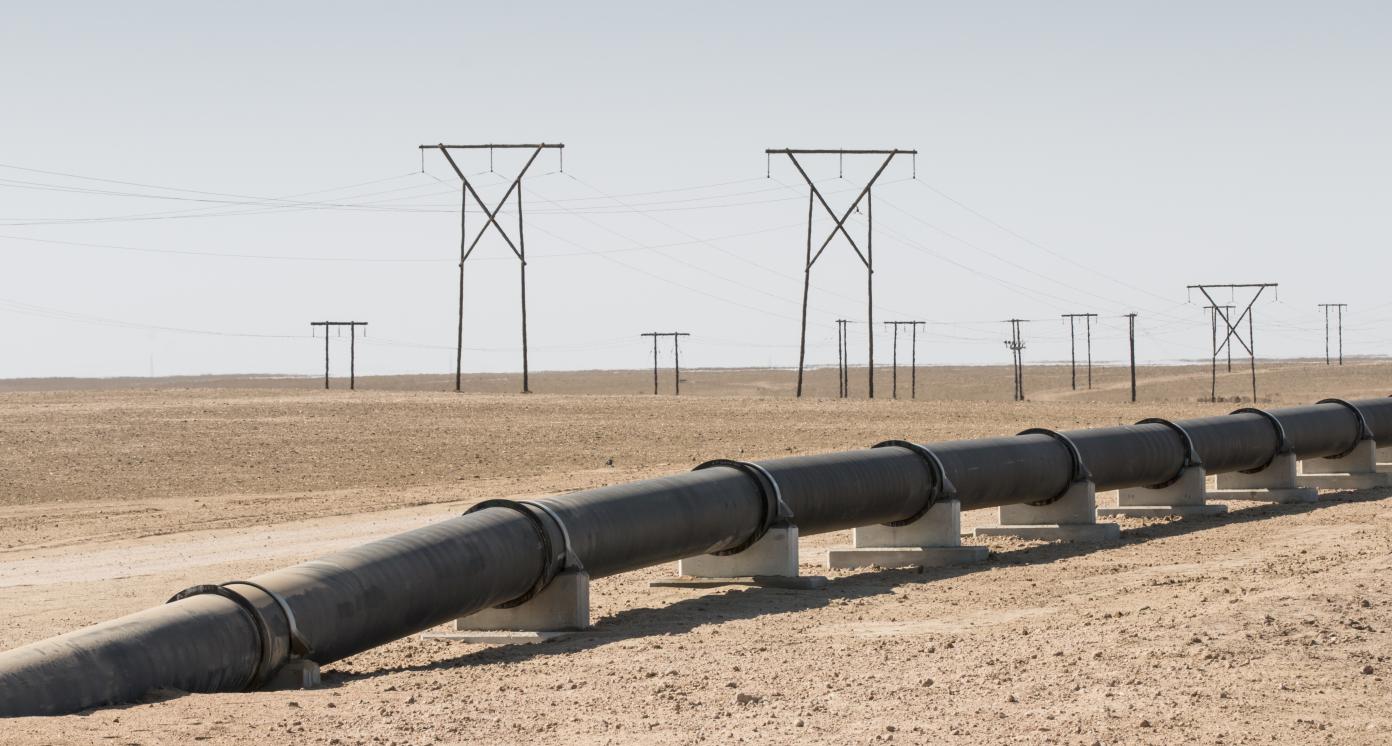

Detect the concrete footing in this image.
[1379,445,1392,474]
[650,525,827,589]
[974,480,1121,543]
[264,659,321,690]
[424,569,590,644]
[1297,440,1392,490]
[826,500,989,569]
[1211,452,1318,503]
[1097,466,1227,519]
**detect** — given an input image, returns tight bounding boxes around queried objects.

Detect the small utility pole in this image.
[835,319,851,398]
[419,142,564,394]
[883,321,926,399]
[1318,303,1347,365]
[310,321,369,390]
[1061,313,1098,390]
[1003,319,1028,401]
[1125,313,1137,403]
[640,332,691,395]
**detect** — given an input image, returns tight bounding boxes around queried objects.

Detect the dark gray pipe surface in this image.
[3,397,1391,717]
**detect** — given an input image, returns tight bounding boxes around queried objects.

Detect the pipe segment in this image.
[3,396,1391,717]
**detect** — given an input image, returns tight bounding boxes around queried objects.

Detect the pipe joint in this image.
[1136,418,1203,488]
[1231,407,1293,473]
[465,499,569,608]
[166,582,293,691]
[872,440,956,526]
[1316,398,1374,458]
[1018,428,1092,505]
[694,459,791,555]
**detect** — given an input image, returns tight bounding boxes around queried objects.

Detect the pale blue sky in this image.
[2,1,1390,378]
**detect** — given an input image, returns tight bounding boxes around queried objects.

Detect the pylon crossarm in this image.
[783,153,869,268]
[459,145,546,262]
[803,152,898,269]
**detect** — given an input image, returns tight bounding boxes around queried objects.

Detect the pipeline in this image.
[2,397,1390,717]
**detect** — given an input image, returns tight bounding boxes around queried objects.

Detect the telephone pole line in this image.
[640,332,691,395]
[1318,303,1347,365]
[1003,319,1028,401]
[309,321,368,390]
[766,147,917,399]
[1188,283,1277,403]
[1125,313,1137,403]
[1060,313,1098,390]
[419,142,564,394]
[883,321,926,399]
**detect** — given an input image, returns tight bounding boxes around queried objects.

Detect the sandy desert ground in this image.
[1,360,1390,744]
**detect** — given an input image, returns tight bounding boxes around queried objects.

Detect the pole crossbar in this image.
[420,144,565,150]
[1191,283,1276,402]
[309,321,368,390]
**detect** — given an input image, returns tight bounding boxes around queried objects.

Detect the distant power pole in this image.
[835,319,851,398]
[1003,319,1028,401]
[640,332,691,395]
[1318,303,1347,365]
[766,147,917,399]
[419,142,564,394]
[883,321,926,399]
[310,321,368,390]
[1189,283,1277,402]
[1060,313,1098,390]
[1125,313,1137,403]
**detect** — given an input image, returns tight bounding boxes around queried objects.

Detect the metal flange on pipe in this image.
[3,396,1391,717]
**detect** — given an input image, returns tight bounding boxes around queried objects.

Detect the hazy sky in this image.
[3,1,1390,379]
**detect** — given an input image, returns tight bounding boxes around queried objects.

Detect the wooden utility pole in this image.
[1003,319,1028,401]
[1203,304,1235,372]
[1318,303,1347,365]
[640,332,691,395]
[835,319,851,398]
[419,143,564,394]
[1189,283,1277,402]
[1125,313,1137,403]
[883,321,926,399]
[1061,313,1098,390]
[310,321,368,390]
[766,148,916,399]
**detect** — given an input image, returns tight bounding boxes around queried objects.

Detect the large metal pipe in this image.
[3,397,1390,717]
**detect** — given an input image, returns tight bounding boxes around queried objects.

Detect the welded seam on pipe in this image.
[694,459,789,555]
[166,584,277,690]
[1018,428,1092,505]
[873,440,955,526]
[1316,398,1374,458]
[465,499,563,607]
[222,580,314,658]
[1231,407,1293,473]
[1135,418,1203,489]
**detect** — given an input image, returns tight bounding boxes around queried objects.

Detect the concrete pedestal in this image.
[1297,440,1392,490]
[1097,466,1227,519]
[974,481,1121,543]
[423,569,589,644]
[1212,452,1318,503]
[650,525,827,589]
[826,500,989,569]
[263,659,321,690]
[1379,445,1392,474]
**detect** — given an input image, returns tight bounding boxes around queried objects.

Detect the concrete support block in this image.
[1297,440,1392,489]
[262,659,321,690]
[1379,446,1392,473]
[974,481,1121,543]
[422,569,589,644]
[650,525,827,589]
[1302,439,1378,474]
[825,500,989,569]
[1097,466,1227,519]
[1212,452,1318,503]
